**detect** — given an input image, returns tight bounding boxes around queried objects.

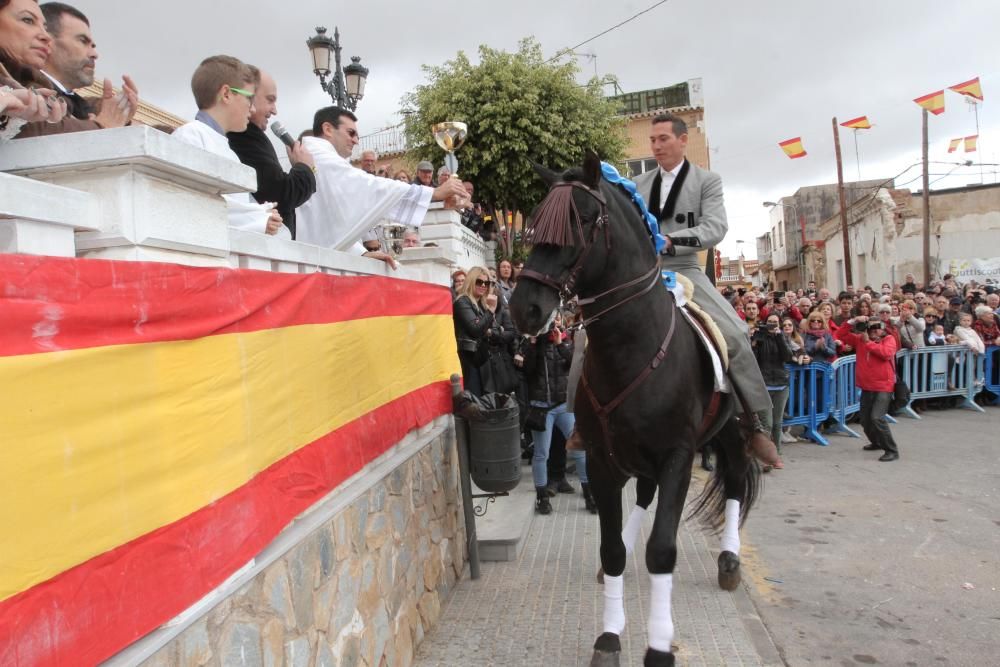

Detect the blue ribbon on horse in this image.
[600,162,667,256]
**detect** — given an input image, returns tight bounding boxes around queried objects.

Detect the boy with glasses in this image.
[173,55,287,237]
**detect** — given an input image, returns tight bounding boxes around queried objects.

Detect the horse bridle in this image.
[519,181,660,327]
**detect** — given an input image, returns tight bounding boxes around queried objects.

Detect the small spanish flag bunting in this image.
[948,77,984,102]
[779,137,807,159]
[840,116,872,130]
[913,90,945,115]
[964,135,978,153]
[947,138,961,153]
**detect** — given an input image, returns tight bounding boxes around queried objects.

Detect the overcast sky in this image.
[82,0,999,258]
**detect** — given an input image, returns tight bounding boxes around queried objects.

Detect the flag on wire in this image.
[913,90,946,115]
[778,137,807,159]
[840,116,872,129]
[947,138,962,153]
[948,77,984,101]
[964,135,978,153]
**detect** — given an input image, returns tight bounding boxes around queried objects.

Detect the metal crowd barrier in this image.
[827,356,862,438]
[984,345,1000,405]
[895,344,985,417]
[783,362,833,445]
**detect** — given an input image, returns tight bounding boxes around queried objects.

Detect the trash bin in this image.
[460,392,522,493]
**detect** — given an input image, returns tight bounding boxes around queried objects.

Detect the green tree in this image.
[402,38,627,259]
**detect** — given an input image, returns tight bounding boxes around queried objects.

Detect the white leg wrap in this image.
[721,498,741,555]
[647,573,675,652]
[621,505,646,556]
[602,574,626,635]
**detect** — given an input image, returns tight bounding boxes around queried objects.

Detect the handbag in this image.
[525,405,550,431]
[481,346,517,395]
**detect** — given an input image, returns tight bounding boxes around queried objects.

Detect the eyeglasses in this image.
[229,86,254,98]
[474,279,494,287]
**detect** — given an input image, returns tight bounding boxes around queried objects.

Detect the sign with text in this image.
[946,257,1000,284]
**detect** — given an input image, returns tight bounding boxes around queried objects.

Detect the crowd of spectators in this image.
[730,272,999,465]
[450,261,597,515]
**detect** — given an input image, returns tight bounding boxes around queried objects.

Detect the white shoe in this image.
[781,431,797,444]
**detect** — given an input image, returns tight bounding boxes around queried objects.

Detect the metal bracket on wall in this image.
[470,491,509,517]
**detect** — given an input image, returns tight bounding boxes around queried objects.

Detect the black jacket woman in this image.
[453,266,498,396]
[522,317,591,514]
[752,314,794,467]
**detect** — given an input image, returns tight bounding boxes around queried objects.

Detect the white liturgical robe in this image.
[172,117,291,239]
[296,136,434,254]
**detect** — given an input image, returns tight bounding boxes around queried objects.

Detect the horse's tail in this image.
[687,417,761,529]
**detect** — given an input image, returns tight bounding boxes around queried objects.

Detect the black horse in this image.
[509,152,760,667]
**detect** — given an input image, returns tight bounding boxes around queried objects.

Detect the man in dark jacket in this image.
[228,68,316,239]
[752,314,794,469]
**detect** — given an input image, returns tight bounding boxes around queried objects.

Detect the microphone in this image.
[270,121,296,148]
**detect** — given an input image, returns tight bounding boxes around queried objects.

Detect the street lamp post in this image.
[306,26,369,111]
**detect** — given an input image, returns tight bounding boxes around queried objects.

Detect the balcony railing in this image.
[359,123,408,157]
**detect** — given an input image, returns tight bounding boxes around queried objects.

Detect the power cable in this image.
[544,0,671,65]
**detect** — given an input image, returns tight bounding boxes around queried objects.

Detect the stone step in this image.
[471,462,536,561]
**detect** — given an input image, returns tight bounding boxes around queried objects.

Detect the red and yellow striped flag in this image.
[840,116,872,130]
[0,255,459,666]
[948,77,984,101]
[948,138,961,153]
[913,90,946,115]
[964,135,979,153]
[778,137,807,159]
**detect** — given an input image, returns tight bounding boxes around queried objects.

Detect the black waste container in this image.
[464,392,522,493]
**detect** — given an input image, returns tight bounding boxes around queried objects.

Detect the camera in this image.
[866,321,884,332]
[766,322,779,332]
[852,319,868,333]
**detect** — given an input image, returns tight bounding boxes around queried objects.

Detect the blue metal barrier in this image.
[896,344,984,415]
[827,356,862,438]
[984,346,1000,405]
[783,362,833,445]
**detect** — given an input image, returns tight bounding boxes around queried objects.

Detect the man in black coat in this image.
[228,68,316,239]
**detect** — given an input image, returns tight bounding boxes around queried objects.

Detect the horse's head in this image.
[510,151,654,335]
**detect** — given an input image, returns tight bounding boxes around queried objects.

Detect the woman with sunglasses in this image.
[453,267,498,396]
[804,312,837,362]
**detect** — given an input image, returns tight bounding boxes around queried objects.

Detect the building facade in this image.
[820,182,1000,290]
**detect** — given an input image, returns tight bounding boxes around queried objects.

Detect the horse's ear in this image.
[582,150,602,190]
[531,162,559,187]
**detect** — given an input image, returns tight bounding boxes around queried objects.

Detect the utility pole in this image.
[833,117,853,288]
[921,108,931,286]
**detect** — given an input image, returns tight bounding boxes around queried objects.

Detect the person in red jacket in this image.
[836,317,900,461]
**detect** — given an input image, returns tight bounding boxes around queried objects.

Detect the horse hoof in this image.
[596,566,604,584]
[590,633,621,667]
[643,647,676,666]
[717,550,741,591]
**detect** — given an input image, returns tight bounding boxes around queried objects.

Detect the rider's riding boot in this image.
[746,414,781,466]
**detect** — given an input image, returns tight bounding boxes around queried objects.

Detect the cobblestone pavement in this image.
[414,473,782,667]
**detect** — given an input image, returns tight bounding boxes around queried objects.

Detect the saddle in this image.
[669,274,730,393]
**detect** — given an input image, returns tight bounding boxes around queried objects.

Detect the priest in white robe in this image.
[296,106,468,255]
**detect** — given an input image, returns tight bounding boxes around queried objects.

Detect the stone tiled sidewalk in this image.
[413,473,781,667]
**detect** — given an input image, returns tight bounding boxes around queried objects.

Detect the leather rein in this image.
[518,181,681,469]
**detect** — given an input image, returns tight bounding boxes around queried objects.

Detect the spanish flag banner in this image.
[0,255,459,666]
[913,90,945,115]
[948,138,962,153]
[964,135,979,152]
[948,77,984,102]
[779,137,807,159]
[840,116,872,130]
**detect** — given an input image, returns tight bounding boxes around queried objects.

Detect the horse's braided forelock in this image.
[528,184,581,247]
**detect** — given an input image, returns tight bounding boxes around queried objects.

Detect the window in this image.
[625,158,659,178]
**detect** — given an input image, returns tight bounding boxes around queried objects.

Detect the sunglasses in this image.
[474,279,494,287]
[229,86,254,98]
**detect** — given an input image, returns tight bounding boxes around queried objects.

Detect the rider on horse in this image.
[632,113,781,467]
